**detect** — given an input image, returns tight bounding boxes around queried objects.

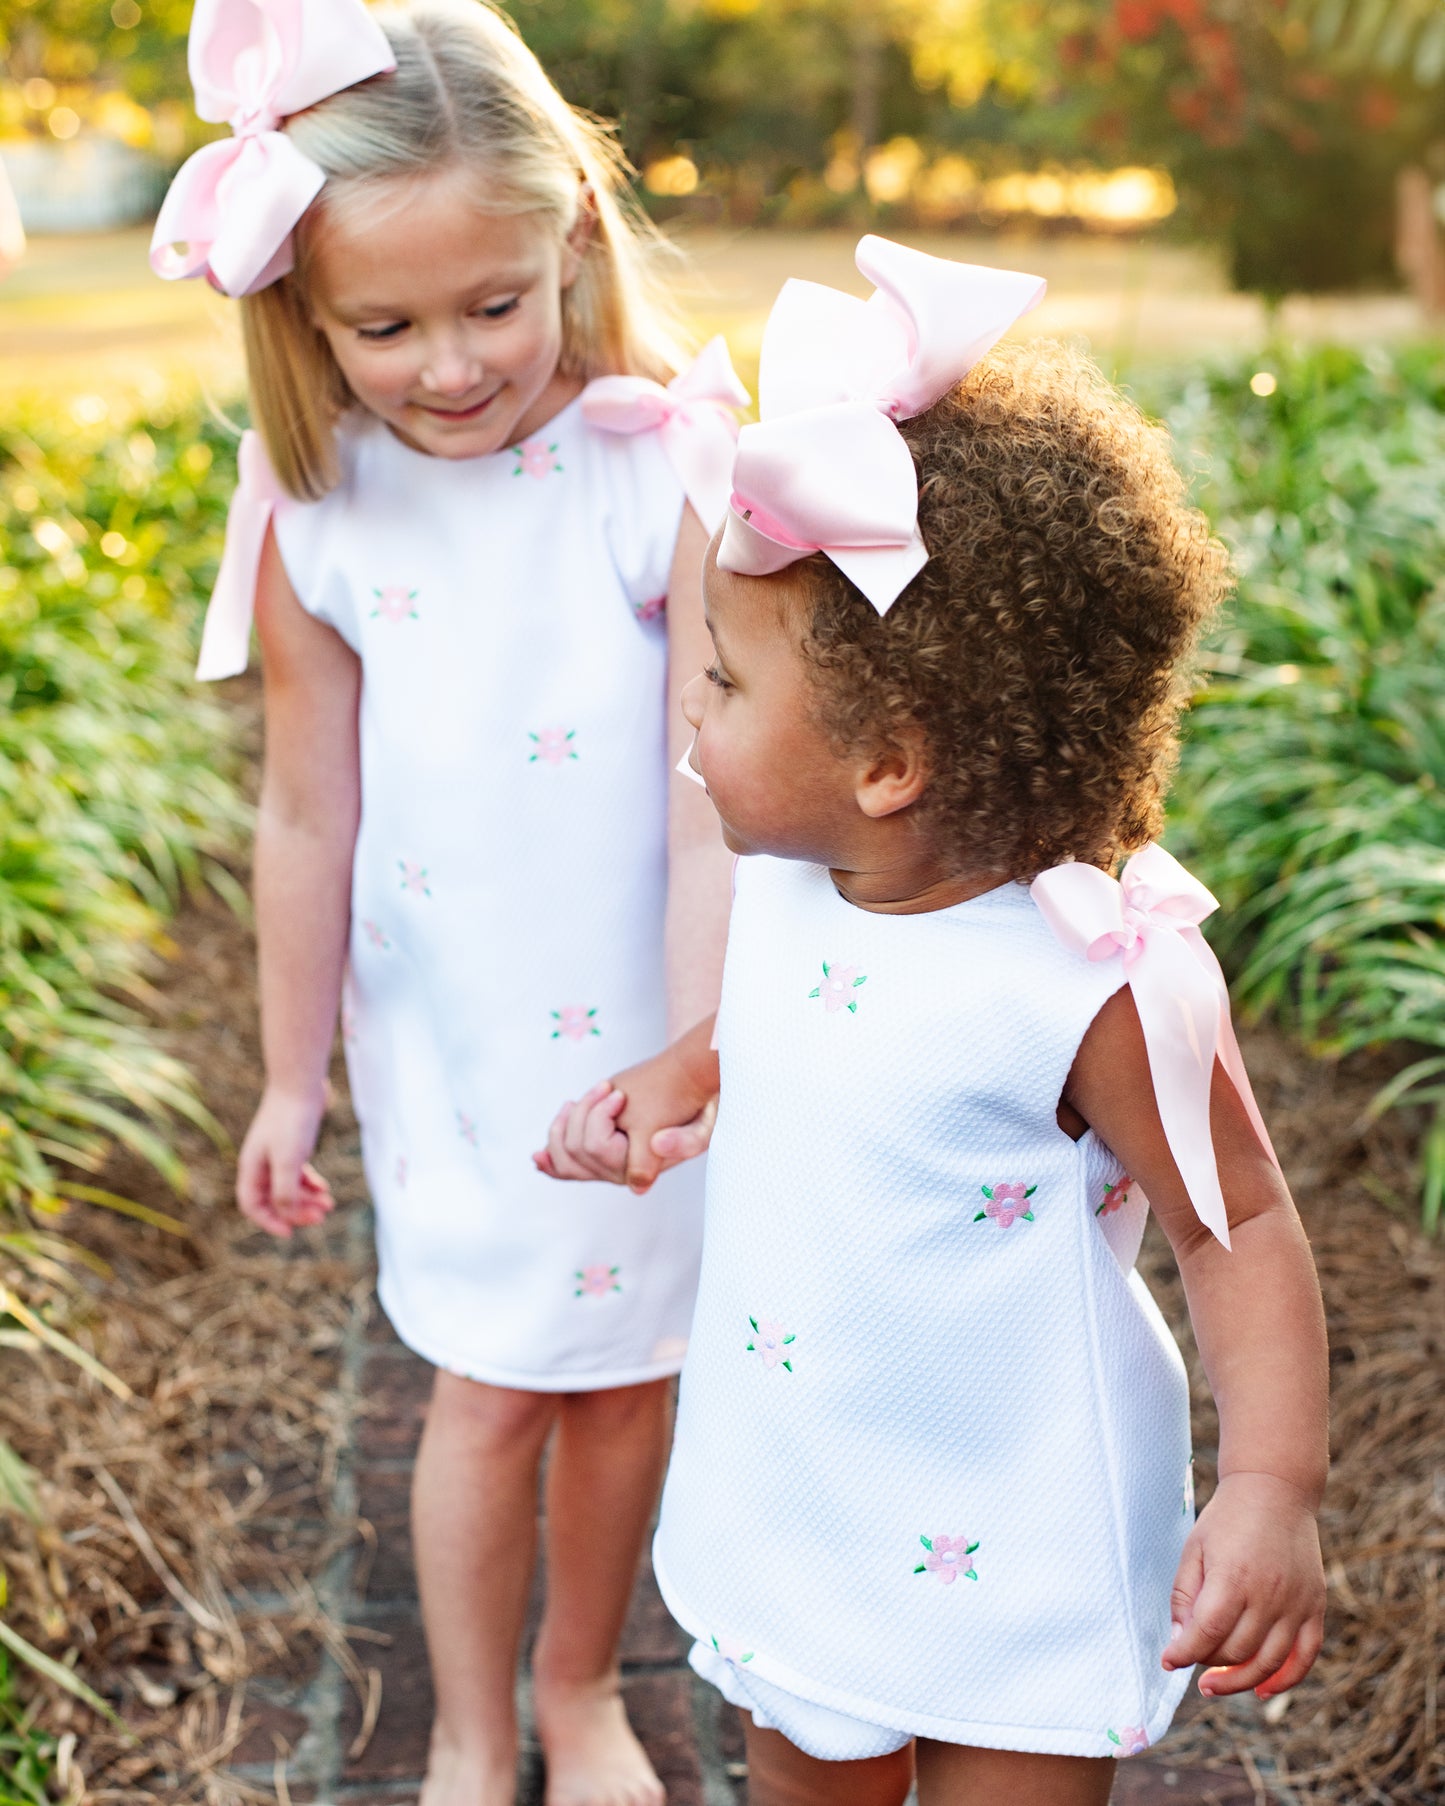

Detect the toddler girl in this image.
[152,3,740,1802]
[543,238,1328,1806]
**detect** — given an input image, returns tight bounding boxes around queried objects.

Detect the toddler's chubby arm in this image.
[534,1015,720,1193]
[1064,988,1328,1700]
[236,524,361,1238]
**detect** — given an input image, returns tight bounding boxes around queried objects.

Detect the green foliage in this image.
[2,0,192,108]
[0,393,247,1343]
[1155,344,1445,1227]
[1298,0,1445,86]
[0,1629,59,1806]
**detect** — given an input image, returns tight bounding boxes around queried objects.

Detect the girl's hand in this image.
[237,1085,335,1238]
[1163,1472,1325,1698]
[534,1044,718,1193]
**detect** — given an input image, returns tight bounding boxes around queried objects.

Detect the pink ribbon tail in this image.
[197,430,283,680]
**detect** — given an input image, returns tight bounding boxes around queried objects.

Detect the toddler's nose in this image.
[680,672,706,728]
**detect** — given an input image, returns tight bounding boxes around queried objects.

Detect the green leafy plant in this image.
[1155,344,1445,1230]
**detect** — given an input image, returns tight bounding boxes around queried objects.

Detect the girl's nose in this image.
[680,672,706,729]
[421,337,482,398]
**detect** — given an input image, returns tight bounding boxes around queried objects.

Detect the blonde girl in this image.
[152,3,739,1802]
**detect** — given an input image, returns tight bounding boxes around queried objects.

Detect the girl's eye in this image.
[357,321,408,342]
[478,297,520,320]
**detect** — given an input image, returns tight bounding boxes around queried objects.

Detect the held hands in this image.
[1164,1471,1326,1699]
[236,1083,335,1238]
[535,1044,718,1194]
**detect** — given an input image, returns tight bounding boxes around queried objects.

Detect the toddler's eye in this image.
[704,664,732,691]
[357,321,408,341]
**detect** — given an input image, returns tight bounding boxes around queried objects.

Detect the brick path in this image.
[224,1208,1273,1806]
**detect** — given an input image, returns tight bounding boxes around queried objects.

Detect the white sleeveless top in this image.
[273,401,703,1389]
[653,855,1195,1757]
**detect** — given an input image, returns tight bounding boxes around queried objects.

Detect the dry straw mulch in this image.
[1,884,1442,1803]
[0,891,371,1806]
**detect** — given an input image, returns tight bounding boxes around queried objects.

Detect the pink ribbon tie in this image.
[197,429,286,680]
[716,235,1046,613]
[581,337,750,535]
[150,0,396,298]
[1031,844,1282,1250]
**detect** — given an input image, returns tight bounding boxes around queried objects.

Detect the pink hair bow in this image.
[582,337,750,535]
[150,0,396,298]
[1031,844,1283,1250]
[196,429,286,680]
[717,235,1045,613]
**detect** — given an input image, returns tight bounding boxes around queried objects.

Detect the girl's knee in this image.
[562,1376,672,1431]
[428,1369,558,1447]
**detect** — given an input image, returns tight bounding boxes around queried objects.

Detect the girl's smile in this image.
[305,163,589,461]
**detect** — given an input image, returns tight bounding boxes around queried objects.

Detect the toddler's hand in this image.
[237,1084,335,1238]
[1163,1471,1325,1699]
[534,1049,717,1193]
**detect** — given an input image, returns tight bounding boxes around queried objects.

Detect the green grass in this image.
[1156,344,1445,1229]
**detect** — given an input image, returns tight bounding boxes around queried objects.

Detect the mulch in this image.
[1,823,1441,1802]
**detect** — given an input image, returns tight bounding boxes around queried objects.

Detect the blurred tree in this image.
[1300,0,1445,85]
[2,0,192,111]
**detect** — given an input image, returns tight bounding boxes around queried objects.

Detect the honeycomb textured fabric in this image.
[271,398,703,1389]
[654,856,1195,1758]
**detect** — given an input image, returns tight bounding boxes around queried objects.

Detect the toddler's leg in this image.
[743,1720,914,1806]
[412,1372,558,1806]
[531,1378,674,1806]
[916,1739,1116,1805]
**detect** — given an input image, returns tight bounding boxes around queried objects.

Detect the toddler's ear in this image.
[855,729,928,820]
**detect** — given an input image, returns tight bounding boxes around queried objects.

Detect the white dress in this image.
[653,856,1195,1760]
[271,400,704,1389]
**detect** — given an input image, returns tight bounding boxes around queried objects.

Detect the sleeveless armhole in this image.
[271,437,365,655]
[596,424,688,619]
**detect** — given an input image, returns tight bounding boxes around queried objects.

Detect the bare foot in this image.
[417,1730,517,1806]
[533,1674,664,1806]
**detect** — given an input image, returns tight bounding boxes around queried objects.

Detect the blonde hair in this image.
[240,0,691,499]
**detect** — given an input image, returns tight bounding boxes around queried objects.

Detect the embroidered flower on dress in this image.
[529,727,579,765]
[398,860,431,896]
[809,961,866,1013]
[514,438,563,479]
[1097,1175,1132,1217]
[913,1533,979,1583]
[974,1181,1037,1227]
[457,1111,478,1148]
[575,1264,621,1298]
[633,595,666,622]
[551,1005,600,1042]
[371,585,418,622]
[711,1635,754,1666]
[746,1316,795,1372]
[362,919,390,951]
[1108,1727,1150,1757]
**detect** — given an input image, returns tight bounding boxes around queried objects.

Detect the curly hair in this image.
[795,338,1231,880]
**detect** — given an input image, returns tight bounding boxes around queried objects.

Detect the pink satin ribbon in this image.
[1031,844,1282,1250]
[150,0,396,298]
[581,337,750,534]
[717,235,1045,613]
[197,428,286,680]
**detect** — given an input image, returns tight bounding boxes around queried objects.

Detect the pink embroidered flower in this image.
[711,1635,754,1666]
[914,1533,979,1583]
[529,727,578,766]
[398,860,430,896]
[974,1181,1036,1228]
[371,585,418,622]
[551,1005,600,1042]
[633,594,665,622]
[457,1111,478,1148]
[746,1316,794,1371]
[1097,1175,1132,1217]
[575,1263,621,1298]
[394,1155,408,1189]
[809,961,866,1013]
[1108,1726,1149,1757]
[514,437,562,479]
[362,919,390,950]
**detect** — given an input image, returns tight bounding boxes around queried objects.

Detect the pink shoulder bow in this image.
[197,429,286,680]
[581,337,750,535]
[717,235,1045,613]
[1031,844,1282,1250]
[150,0,396,298]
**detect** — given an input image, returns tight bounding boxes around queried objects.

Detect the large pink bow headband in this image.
[1031,844,1283,1250]
[150,0,396,298]
[717,235,1046,614]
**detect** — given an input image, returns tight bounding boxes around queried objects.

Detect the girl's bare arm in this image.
[1065,987,1328,1697]
[236,523,362,1236]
